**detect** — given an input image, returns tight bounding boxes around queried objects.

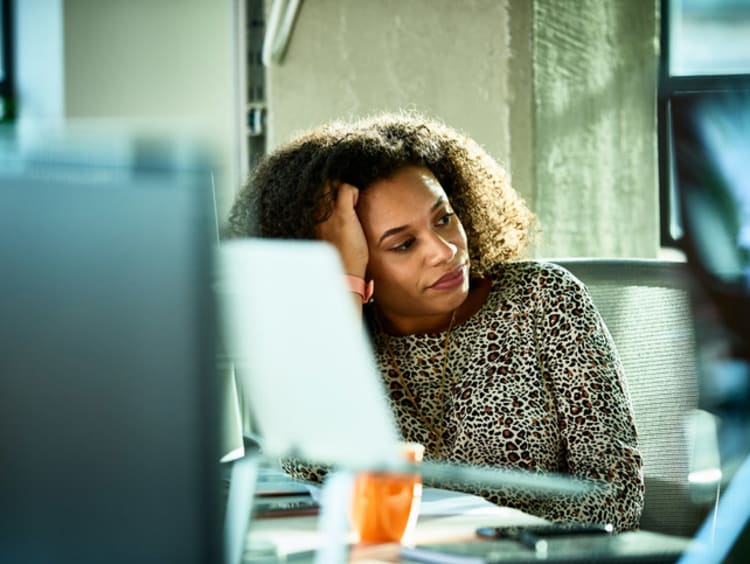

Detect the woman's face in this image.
[357,166,470,333]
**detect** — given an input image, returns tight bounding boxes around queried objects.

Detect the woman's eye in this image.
[437,212,455,226]
[391,238,415,252]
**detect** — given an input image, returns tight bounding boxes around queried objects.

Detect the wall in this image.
[16,0,243,223]
[12,0,663,254]
[531,0,660,257]
[266,0,661,258]
[266,0,518,195]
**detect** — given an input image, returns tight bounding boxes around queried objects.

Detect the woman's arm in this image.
[279,457,330,484]
[315,182,370,313]
[533,264,644,531]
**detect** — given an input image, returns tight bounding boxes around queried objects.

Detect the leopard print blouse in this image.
[283,261,644,531]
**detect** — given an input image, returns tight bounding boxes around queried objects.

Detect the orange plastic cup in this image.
[350,442,424,544]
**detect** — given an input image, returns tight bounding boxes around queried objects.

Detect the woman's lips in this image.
[429,265,466,291]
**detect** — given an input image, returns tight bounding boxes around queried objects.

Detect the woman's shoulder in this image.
[482,261,597,325]
[488,260,585,293]
[479,261,591,313]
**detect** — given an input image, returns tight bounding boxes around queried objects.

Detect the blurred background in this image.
[4,0,663,257]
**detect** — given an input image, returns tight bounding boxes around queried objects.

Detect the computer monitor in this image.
[670,90,750,562]
[219,238,402,470]
[670,89,750,343]
[0,131,221,563]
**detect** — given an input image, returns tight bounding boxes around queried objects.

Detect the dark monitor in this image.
[670,90,750,562]
[0,133,221,563]
[670,89,750,344]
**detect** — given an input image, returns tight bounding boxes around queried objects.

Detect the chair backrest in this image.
[550,258,712,536]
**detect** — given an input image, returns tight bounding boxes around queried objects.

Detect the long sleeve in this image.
[283,262,645,531]
[372,262,644,531]
[279,457,330,484]
[530,265,644,530]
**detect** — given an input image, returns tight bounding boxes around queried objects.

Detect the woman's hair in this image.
[228,112,534,276]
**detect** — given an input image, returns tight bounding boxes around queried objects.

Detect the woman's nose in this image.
[425,232,457,265]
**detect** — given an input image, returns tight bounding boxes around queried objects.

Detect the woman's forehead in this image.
[366,166,447,201]
[358,167,450,231]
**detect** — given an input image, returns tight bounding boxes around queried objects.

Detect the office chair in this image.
[551,258,717,537]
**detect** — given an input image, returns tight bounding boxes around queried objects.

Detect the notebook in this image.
[400,529,694,563]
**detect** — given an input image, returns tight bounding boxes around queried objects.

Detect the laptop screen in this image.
[218,238,401,471]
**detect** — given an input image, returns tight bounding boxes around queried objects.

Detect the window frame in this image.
[658,0,750,248]
[0,0,14,122]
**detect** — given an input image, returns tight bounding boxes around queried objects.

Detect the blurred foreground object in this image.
[0,128,221,563]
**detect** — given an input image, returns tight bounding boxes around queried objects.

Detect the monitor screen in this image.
[0,132,221,563]
[670,89,750,343]
[671,90,750,287]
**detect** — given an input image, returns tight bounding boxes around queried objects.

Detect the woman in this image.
[228,112,644,531]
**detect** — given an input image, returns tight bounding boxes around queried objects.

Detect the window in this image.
[0,0,15,122]
[658,0,750,247]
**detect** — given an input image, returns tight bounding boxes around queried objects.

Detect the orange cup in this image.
[350,442,424,544]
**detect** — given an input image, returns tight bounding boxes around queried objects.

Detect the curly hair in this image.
[228,112,534,277]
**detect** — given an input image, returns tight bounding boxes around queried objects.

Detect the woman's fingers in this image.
[315,182,369,277]
[335,182,358,209]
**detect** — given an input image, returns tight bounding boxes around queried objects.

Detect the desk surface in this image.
[245,462,700,564]
[247,487,545,561]
[247,488,698,564]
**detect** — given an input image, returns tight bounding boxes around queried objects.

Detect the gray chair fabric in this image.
[550,258,713,536]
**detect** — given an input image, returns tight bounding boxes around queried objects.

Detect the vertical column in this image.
[530,0,660,258]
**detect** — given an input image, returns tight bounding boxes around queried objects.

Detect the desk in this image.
[247,487,545,562]
[247,488,698,564]
[235,458,704,564]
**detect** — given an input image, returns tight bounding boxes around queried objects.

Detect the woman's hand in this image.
[315,183,369,278]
